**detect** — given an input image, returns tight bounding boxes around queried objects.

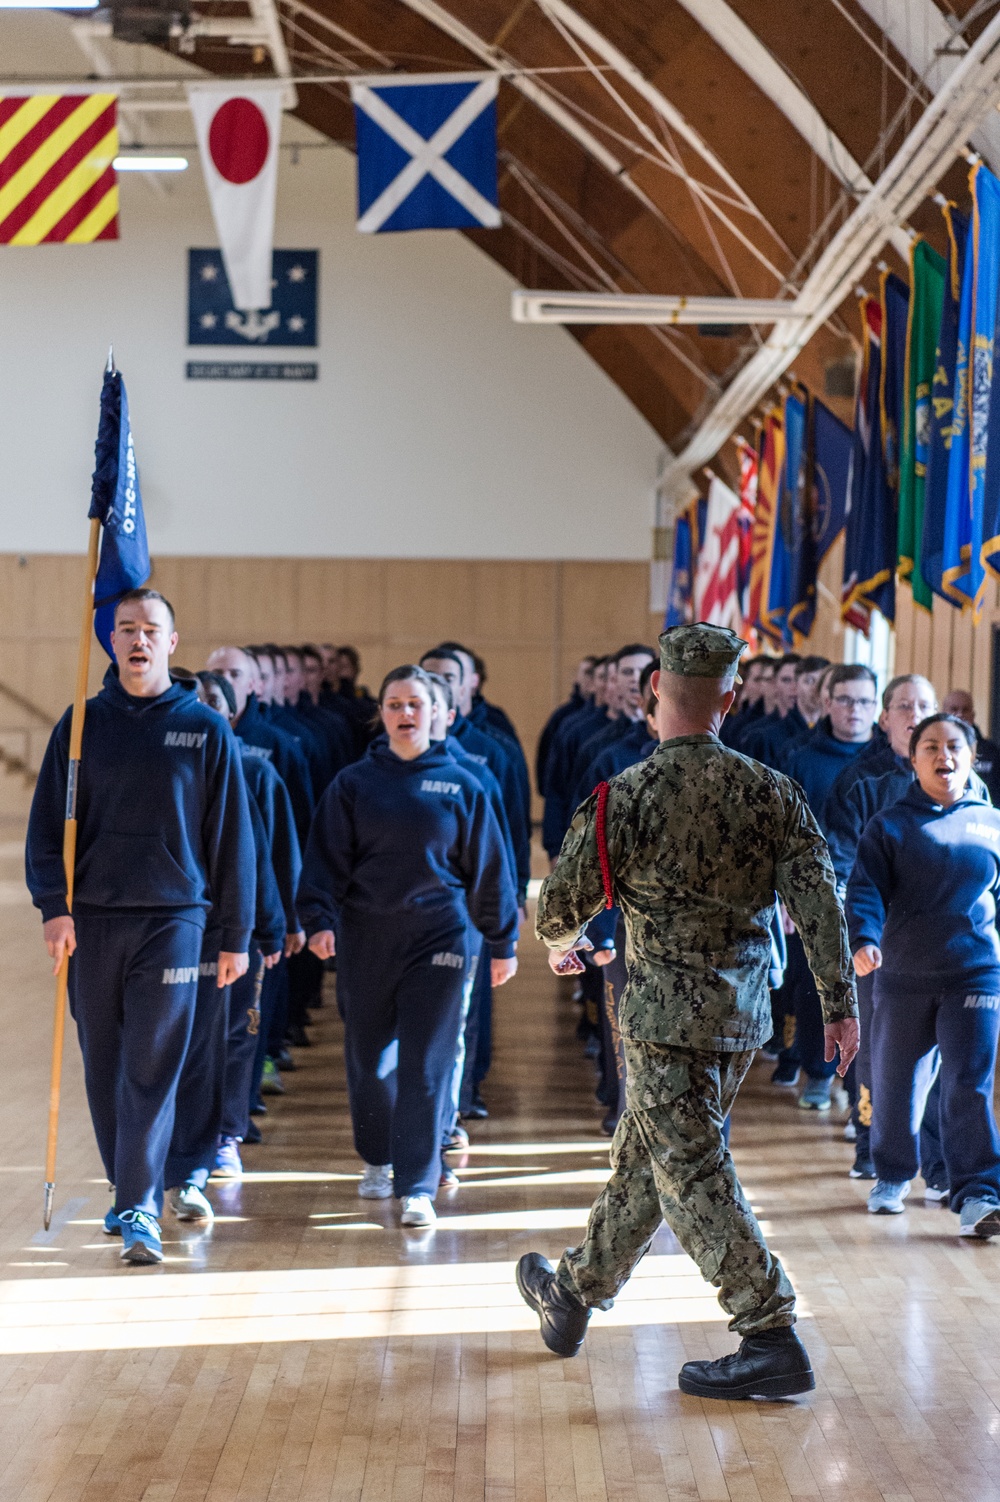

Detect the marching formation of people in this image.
[26,590,527,1261]
[24,593,1000,1306]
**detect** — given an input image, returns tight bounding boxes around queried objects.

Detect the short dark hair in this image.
[615,643,657,663]
[421,648,465,679]
[337,645,361,675]
[827,663,877,695]
[300,644,323,665]
[377,664,435,706]
[281,646,302,664]
[910,712,975,759]
[114,587,174,630]
[425,671,454,712]
[197,669,236,717]
[776,653,802,671]
[795,655,830,677]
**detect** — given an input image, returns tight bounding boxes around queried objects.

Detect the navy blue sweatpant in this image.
[337,916,471,1198]
[165,928,227,1193]
[459,936,490,1113]
[786,930,836,1082]
[222,948,266,1139]
[871,978,1000,1210]
[69,910,203,1217]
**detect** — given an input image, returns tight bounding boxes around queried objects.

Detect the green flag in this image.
[898,236,946,610]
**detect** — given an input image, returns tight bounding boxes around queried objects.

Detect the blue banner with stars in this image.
[188,249,318,346]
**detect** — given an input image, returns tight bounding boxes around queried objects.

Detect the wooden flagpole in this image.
[43,514,101,1230]
[42,353,115,1231]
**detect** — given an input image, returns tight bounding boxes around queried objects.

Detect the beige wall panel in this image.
[295,560,389,645]
[384,561,478,644]
[951,604,974,694]
[559,564,654,649]
[893,586,914,674]
[972,607,995,727]
[928,596,953,696]
[467,563,557,646]
[911,598,932,687]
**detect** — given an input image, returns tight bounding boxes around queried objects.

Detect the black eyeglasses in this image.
[831,695,876,708]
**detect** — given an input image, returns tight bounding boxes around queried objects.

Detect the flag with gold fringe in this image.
[922,204,968,604]
[842,295,895,632]
[0,94,118,244]
[749,407,785,645]
[968,161,1000,620]
[899,237,946,611]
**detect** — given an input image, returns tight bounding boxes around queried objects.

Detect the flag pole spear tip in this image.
[43,1182,54,1232]
[106,345,115,374]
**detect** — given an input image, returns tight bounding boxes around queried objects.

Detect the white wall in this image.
[0,22,662,560]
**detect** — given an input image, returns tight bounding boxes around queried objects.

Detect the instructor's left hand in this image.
[217,952,249,988]
[824,1018,860,1075]
[491,957,518,987]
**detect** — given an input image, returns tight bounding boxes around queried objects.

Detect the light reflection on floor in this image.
[0,1254,736,1353]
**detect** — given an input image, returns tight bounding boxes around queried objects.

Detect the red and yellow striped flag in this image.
[0,94,118,244]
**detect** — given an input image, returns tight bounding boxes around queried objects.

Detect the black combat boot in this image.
[678,1326,815,1400]
[516,1253,591,1357]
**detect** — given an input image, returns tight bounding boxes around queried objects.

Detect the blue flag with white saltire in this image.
[351,75,501,233]
[88,367,150,658]
[811,397,851,561]
[922,205,969,604]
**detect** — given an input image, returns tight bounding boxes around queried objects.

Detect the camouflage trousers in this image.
[555,1039,796,1335]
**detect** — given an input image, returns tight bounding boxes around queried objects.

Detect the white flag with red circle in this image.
[188,83,284,311]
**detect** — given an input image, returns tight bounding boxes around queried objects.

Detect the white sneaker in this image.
[358,1164,393,1199]
[169,1183,214,1221]
[959,1198,1000,1237]
[843,1121,857,1142]
[924,1184,949,1206]
[400,1194,436,1227]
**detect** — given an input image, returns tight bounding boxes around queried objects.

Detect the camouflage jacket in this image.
[536,733,857,1051]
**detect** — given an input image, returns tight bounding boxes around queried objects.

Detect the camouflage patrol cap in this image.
[658,623,748,681]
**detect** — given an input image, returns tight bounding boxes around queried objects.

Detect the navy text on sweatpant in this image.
[338,916,472,1198]
[69,911,204,1216]
[871,978,1000,1209]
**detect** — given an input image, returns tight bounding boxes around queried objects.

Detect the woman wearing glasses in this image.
[847,713,1000,1236]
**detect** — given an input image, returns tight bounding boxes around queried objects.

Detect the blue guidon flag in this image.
[89,364,150,658]
[350,74,501,233]
[189,248,318,346]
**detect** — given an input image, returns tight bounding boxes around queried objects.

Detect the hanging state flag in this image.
[922,205,969,604]
[735,437,757,622]
[695,476,744,629]
[967,162,1000,620]
[188,84,284,312]
[879,269,909,495]
[749,409,785,644]
[759,384,804,642]
[940,189,976,608]
[811,398,851,562]
[665,505,696,628]
[89,364,150,658]
[842,296,896,631]
[351,74,501,233]
[898,238,946,611]
[0,94,118,244]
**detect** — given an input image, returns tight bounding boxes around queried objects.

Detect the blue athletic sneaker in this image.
[959,1198,1000,1238]
[119,1209,163,1265]
[867,1180,910,1215]
[212,1136,243,1178]
[103,1207,123,1237]
[798,1077,832,1111]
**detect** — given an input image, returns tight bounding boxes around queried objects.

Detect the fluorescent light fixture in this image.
[113,155,188,172]
[0,0,98,7]
[511,290,808,325]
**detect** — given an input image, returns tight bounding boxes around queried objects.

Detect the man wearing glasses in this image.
[782,665,878,1111]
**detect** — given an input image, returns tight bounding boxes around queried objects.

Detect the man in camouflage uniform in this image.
[517,624,859,1400]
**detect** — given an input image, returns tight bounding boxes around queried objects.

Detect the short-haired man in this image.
[721,656,775,750]
[781,664,878,1111]
[26,590,255,1265]
[943,688,1000,803]
[518,625,857,1399]
[741,653,801,766]
[536,657,596,798]
[209,646,314,844]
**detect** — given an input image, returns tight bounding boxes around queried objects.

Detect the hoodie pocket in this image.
[76,833,200,908]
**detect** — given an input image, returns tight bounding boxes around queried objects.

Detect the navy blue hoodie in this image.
[240,747,302,932]
[246,793,285,954]
[784,720,871,826]
[846,784,1000,993]
[442,733,525,901]
[298,740,519,957]
[27,669,255,952]
[235,695,314,842]
[452,713,530,882]
[536,688,587,795]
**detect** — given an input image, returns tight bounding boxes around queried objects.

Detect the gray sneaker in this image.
[169,1183,214,1221]
[959,1198,1000,1238]
[867,1179,910,1215]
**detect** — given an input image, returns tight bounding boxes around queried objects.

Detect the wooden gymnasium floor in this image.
[3,784,1000,1501]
